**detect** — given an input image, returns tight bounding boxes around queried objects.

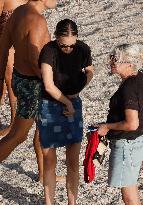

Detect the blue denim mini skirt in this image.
[108,135,143,187]
[38,96,83,148]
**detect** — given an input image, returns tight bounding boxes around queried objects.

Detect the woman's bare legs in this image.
[33,128,66,184]
[42,148,57,205]
[33,127,44,183]
[66,143,81,205]
[41,142,81,204]
[121,185,141,205]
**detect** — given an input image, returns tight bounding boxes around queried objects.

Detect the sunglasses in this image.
[110,54,117,62]
[110,54,129,65]
[58,43,76,49]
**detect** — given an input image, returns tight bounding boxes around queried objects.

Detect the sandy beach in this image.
[0,0,143,204]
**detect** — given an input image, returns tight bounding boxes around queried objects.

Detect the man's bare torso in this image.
[8,3,50,77]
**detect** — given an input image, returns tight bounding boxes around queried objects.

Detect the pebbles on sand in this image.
[0,1,143,204]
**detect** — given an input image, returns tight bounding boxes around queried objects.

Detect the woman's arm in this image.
[41,63,75,116]
[84,65,94,86]
[98,109,139,136]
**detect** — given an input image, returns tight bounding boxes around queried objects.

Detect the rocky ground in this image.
[0,0,143,204]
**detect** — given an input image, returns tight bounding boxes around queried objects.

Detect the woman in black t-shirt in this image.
[38,19,94,204]
[98,43,143,205]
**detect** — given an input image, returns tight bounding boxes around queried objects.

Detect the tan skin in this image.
[98,60,141,205]
[0,0,61,184]
[41,35,94,205]
[0,0,28,135]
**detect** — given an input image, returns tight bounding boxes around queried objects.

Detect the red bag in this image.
[83,130,99,183]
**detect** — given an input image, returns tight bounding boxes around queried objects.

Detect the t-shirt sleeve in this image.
[83,45,92,68]
[38,44,54,68]
[122,78,139,110]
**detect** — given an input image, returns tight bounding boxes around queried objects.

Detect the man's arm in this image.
[0,21,12,78]
[0,0,4,15]
[0,19,12,96]
[27,16,51,78]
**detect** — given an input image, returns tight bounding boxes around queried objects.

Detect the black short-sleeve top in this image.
[107,71,143,140]
[39,40,92,99]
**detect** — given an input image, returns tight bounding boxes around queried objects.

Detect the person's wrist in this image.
[106,123,110,130]
[65,99,72,107]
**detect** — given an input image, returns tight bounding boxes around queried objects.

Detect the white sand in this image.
[0,0,143,204]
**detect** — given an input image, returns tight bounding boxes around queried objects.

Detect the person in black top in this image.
[38,19,94,205]
[98,43,143,205]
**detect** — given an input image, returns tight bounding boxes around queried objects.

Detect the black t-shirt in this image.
[107,71,143,140]
[39,40,92,99]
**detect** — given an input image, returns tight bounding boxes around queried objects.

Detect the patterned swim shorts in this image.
[12,68,42,119]
[38,96,83,148]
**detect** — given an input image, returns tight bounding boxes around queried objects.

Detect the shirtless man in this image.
[0,0,56,166]
[0,0,28,134]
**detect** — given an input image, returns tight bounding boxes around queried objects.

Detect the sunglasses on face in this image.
[110,54,117,62]
[109,54,118,67]
[58,43,76,49]
[110,54,129,65]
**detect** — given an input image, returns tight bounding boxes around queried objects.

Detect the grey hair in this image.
[110,43,143,72]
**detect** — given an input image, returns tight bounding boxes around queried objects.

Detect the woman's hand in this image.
[63,102,75,117]
[98,123,109,136]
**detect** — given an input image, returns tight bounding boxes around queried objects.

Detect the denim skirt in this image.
[37,96,83,148]
[108,135,143,187]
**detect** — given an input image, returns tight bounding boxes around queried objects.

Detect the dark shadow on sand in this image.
[0,180,43,204]
[2,162,39,182]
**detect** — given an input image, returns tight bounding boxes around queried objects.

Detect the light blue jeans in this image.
[108,135,143,187]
